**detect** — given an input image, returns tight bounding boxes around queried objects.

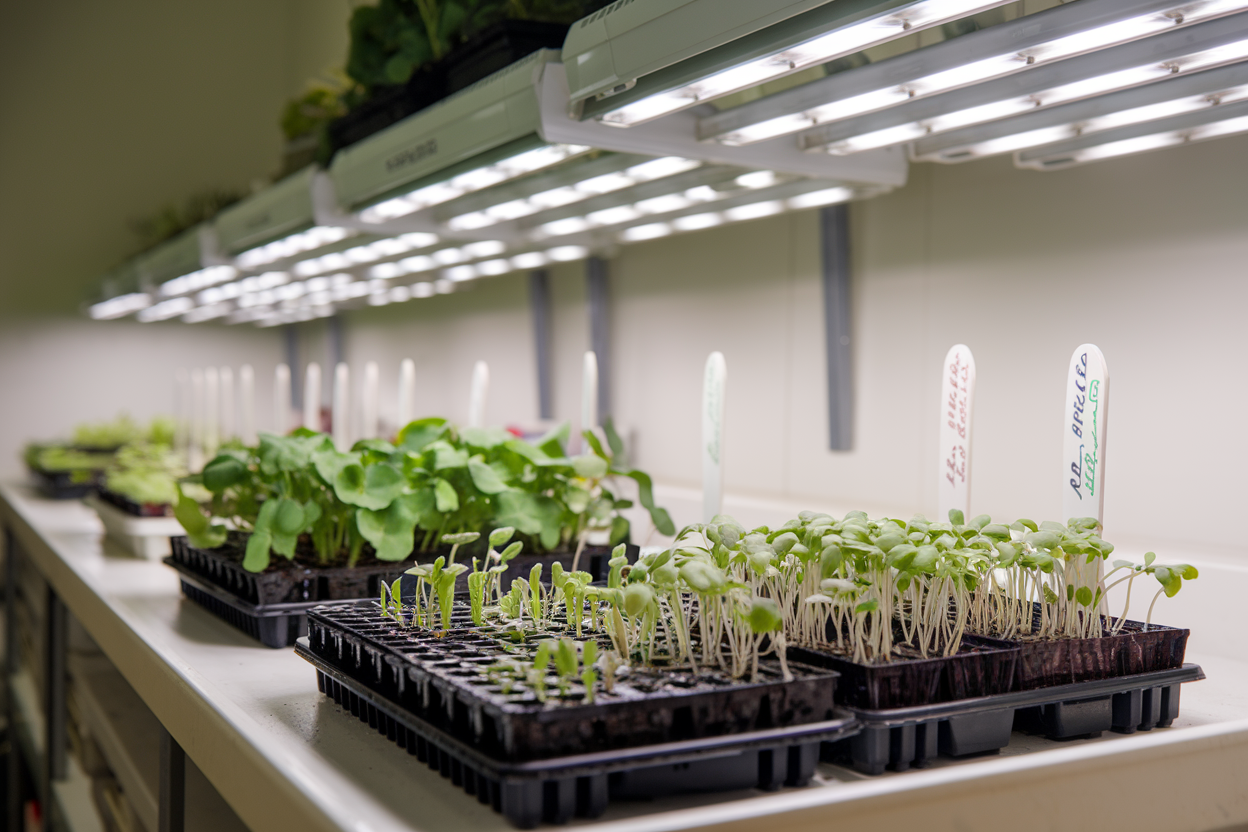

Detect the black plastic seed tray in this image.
[305,601,841,761]
[826,662,1205,774]
[168,562,330,648]
[298,640,859,829]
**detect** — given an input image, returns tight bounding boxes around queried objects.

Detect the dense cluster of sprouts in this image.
[378,510,1197,699]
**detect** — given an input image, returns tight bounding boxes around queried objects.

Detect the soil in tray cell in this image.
[305,601,841,763]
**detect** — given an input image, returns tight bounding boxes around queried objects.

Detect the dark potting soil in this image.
[305,601,840,762]
[1007,617,1189,690]
[98,487,171,517]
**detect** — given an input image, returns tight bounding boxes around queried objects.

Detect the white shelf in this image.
[4,481,1248,832]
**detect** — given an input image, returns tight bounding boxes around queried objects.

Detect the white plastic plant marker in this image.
[1062,344,1110,591]
[580,351,599,453]
[190,369,204,471]
[274,364,291,435]
[304,363,322,431]
[219,366,235,442]
[398,358,416,429]
[333,362,350,450]
[362,361,379,440]
[204,367,219,461]
[702,351,727,524]
[239,364,255,445]
[468,361,489,428]
[937,344,976,523]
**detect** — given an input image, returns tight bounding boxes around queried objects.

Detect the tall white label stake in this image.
[702,351,727,524]
[362,361,379,440]
[304,363,322,431]
[274,364,291,435]
[333,363,350,450]
[468,361,489,428]
[1063,345,1110,596]
[580,351,599,452]
[398,358,416,429]
[219,366,235,442]
[239,365,255,445]
[190,369,204,471]
[204,367,220,460]
[937,344,976,523]
[174,369,190,458]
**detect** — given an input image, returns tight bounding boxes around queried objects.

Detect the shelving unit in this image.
[4,482,1248,832]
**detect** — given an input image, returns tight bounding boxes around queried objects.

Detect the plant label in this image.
[274,364,291,436]
[580,351,598,453]
[469,361,489,428]
[239,364,255,445]
[304,362,322,431]
[333,363,350,450]
[204,367,219,461]
[398,358,416,429]
[362,361,380,440]
[937,345,975,522]
[175,368,190,456]
[702,352,727,524]
[1063,344,1109,594]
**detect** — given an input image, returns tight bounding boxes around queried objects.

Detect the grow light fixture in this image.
[912,60,1248,161]
[1015,98,1248,167]
[704,0,1248,146]
[234,226,355,271]
[804,13,1248,154]
[89,293,151,320]
[358,144,592,224]
[582,0,1016,128]
[614,187,855,244]
[159,265,238,298]
[137,297,194,323]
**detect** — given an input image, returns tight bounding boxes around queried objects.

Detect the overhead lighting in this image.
[925,81,1248,160]
[235,226,353,270]
[159,265,237,298]
[446,264,480,282]
[510,251,549,269]
[137,297,194,322]
[358,144,591,223]
[616,188,855,246]
[89,293,151,320]
[598,0,1014,127]
[824,36,1248,153]
[435,279,455,294]
[183,303,231,323]
[446,158,701,231]
[546,245,589,262]
[787,186,855,208]
[717,1,1247,145]
[620,223,673,242]
[412,281,436,298]
[1017,110,1248,167]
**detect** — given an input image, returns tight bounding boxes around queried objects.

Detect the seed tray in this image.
[297,640,858,829]
[31,468,99,500]
[96,487,170,517]
[825,662,1204,775]
[788,632,1019,709]
[304,601,841,762]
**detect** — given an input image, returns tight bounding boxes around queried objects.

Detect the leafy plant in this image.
[104,442,187,506]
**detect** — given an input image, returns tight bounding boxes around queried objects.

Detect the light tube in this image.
[446,264,480,282]
[621,223,673,241]
[546,246,589,262]
[718,3,1228,146]
[236,226,353,270]
[824,36,1248,153]
[89,293,151,320]
[615,189,855,246]
[510,251,549,269]
[138,297,195,322]
[926,82,1248,160]
[446,158,701,231]
[599,0,1012,127]
[358,144,590,223]
[1020,110,1248,166]
[160,265,238,298]
[412,282,435,298]
[389,285,412,303]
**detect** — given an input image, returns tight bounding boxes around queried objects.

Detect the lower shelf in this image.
[296,640,859,829]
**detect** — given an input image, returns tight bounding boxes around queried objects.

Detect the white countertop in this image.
[5,482,1248,832]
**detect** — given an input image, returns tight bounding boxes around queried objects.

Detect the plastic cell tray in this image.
[297,640,859,829]
[828,663,1205,774]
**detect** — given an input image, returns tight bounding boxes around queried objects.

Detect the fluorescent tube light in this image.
[825,36,1248,153]
[358,144,590,223]
[159,265,237,298]
[620,223,673,241]
[138,297,195,322]
[723,201,785,221]
[599,0,1013,127]
[717,1,1248,146]
[389,285,412,302]
[412,282,435,298]
[476,259,513,276]
[787,186,854,208]
[183,303,232,324]
[1018,110,1248,167]
[446,264,480,282]
[510,251,549,269]
[89,293,151,320]
[236,226,353,270]
[546,245,589,262]
[672,213,723,231]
